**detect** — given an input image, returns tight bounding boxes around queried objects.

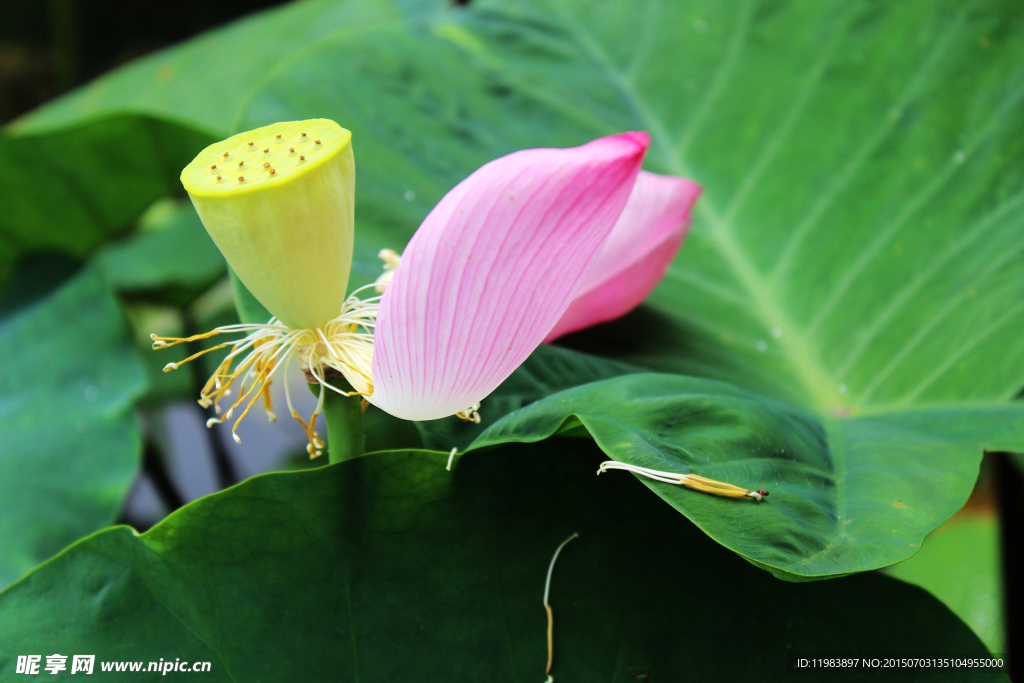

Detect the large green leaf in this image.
[460,374,1024,580]
[0,445,1004,682]
[232,0,1024,577]
[0,266,146,587]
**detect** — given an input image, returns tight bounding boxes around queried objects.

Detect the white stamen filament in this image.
[446,447,457,471]
[597,461,765,501]
[543,532,579,681]
[153,286,380,458]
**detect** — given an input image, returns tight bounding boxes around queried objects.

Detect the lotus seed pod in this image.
[181,119,355,330]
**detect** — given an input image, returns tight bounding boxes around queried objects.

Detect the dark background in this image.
[0,0,289,124]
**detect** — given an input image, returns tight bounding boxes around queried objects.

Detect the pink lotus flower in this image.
[370,132,700,421]
[159,123,699,457]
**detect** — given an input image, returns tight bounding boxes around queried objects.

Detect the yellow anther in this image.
[456,402,481,423]
[263,162,270,168]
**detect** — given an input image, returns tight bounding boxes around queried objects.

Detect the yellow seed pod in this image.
[181,119,354,330]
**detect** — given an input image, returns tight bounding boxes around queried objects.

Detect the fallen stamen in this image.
[543,532,579,681]
[597,461,766,501]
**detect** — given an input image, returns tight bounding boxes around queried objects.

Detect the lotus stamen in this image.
[596,461,767,501]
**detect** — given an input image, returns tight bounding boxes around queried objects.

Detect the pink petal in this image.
[370,132,649,420]
[544,171,701,341]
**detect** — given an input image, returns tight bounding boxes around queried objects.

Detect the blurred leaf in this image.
[463,375,1024,580]
[0,252,81,319]
[0,0,450,284]
[0,266,146,587]
[0,445,1004,682]
[97,198,224,300]
[11,0,449,137]
[0,117,212,263]
[887,515,1004,654]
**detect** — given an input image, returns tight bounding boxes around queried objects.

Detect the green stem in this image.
[309,382,365,464]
